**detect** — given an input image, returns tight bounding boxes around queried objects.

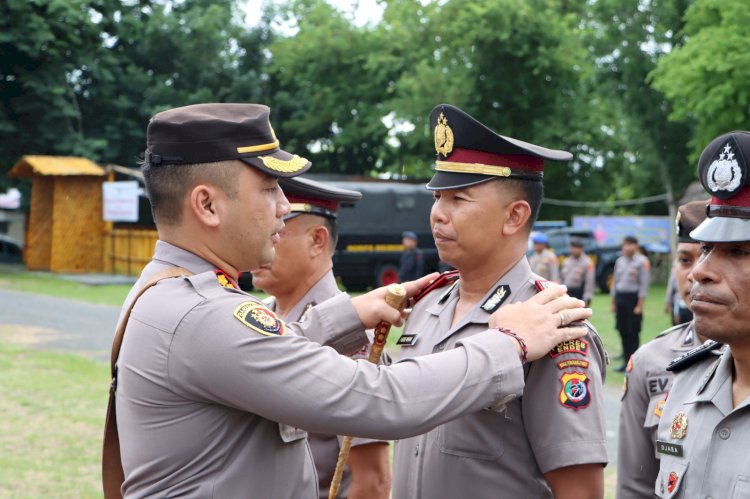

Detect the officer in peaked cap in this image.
[252,176,391,499]
[653,131,750,498]
[392,104,606,499]
[616,199,715,498]
[104,103,590,498]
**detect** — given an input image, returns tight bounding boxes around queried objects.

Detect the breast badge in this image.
[234,301,286,336]
[670,412,688,439]
[559,371,591,410]
[667,471,679,493]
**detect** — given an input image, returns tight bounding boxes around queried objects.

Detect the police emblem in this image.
[670,412,688,439]
[434,111,454,159]
[234,301,286,336]
[654,398,666,418]
[481,285,510,313]
[559,371,591,410]
[667,471,678,493]
[704,138,746,199]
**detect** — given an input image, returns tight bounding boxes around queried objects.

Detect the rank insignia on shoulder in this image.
[481,284,510,313]
[234,301,286,336]
[215,269,238,289]
[666,340,723,372]
[396,334,419,346]
[412,270,459,306]
[559,371,591,410]
[532,279,553,293]
[549,338,589,358]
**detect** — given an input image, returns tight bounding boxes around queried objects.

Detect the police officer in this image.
[106,103,591,498]
[251,176,391,499]
[398,230,424,282]
[561,237,595,305]
[529,232,561,282]
[654,131,750,498]
[611,235,651,371]
[616,200,712,498]
[391,104,608,499]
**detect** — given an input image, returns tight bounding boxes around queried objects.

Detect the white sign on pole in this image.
[103,181,140,222]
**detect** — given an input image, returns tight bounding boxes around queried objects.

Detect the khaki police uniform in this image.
[561,253,595,304]
[116,241,526,497]
[529,248,560,282]
[655,350,749,498]
[266,270,388,499]
[612,251,650,362]
[616,322,698,498]
[392,257,608,498]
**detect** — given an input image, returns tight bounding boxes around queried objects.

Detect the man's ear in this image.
[309,225,330,258]
[502,199,532,236]
[188,184,221,228]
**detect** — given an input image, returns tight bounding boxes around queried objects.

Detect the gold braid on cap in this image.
[259,154,309,173]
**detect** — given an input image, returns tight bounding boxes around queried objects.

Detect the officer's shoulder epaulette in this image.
[655,322,689,339]
[412,270,459,305]
[666,340,724,373]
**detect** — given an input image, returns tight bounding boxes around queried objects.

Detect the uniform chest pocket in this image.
[656,459,688,498]
[278,423,308,443]
[438,407,506,460]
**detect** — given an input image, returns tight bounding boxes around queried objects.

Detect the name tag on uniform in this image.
[656,440,683,457]
[397,334,419,346]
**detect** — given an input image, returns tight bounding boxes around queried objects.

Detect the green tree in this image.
[650,0,750,160]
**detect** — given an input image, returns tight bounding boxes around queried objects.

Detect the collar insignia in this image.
[481,284,510,313]
[215,269,237,289]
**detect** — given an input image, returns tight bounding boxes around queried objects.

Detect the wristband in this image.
[494,327,528,363]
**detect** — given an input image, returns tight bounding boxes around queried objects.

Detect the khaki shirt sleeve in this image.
[167,296,525,440]
[616,350,660,498]
[523,328,608,473]
[289,293,368,355]
[638,257,651,299]
[584,258,596,303]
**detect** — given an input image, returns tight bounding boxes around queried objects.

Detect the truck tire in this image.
[375,263,400,288]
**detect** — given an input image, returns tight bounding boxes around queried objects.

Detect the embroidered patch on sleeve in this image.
[559,371,591,410]
[234,301,286,336]
[557,359,590,370]
[549,338,589,358]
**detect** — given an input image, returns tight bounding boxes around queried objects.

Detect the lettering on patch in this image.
[557,359,590,370]
[648,376,670,395]
[234,301,286,336]
[549,338,589,358]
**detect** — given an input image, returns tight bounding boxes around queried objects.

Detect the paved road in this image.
[0,288,119,361]
[0,287,621,464]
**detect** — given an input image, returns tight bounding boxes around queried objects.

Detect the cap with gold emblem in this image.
[279,176,362,221]
[690,131,750,242]
[676,199,710,243]
[427,103,572,190]
[145,103,311,178]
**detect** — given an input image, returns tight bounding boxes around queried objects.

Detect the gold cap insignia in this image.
[670,411,688,439]
[434,112,454,158]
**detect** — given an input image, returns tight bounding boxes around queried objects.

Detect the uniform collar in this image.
[425,257,534,343]
[670,322,699,353]
[152,240,218,275]
[282,270,339,322]
[687,349,735,415]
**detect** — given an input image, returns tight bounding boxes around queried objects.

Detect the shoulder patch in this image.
[549,338,589,358]
[481,284,511,313]
[234,301,286,336]
[559,371,591,410]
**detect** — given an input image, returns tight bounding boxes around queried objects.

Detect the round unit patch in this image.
[234,301,286,336]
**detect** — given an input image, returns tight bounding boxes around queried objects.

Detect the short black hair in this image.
[499,178,544,229]
[623,235,639,245]
[142,160,241,225]
[323,217,339,253]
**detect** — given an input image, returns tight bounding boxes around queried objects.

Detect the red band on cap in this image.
[443,148,544,172]
[286,194,339,213]
[711,185,750,208]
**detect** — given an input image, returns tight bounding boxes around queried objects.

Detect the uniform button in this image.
[414,444,419,456]
[718,427,731,439]
[435,342,446,351]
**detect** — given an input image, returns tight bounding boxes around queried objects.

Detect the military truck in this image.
[321,177,440,290]
[533,227,621,293]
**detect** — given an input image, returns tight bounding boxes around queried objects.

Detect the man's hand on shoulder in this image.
[489,285,592,362]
